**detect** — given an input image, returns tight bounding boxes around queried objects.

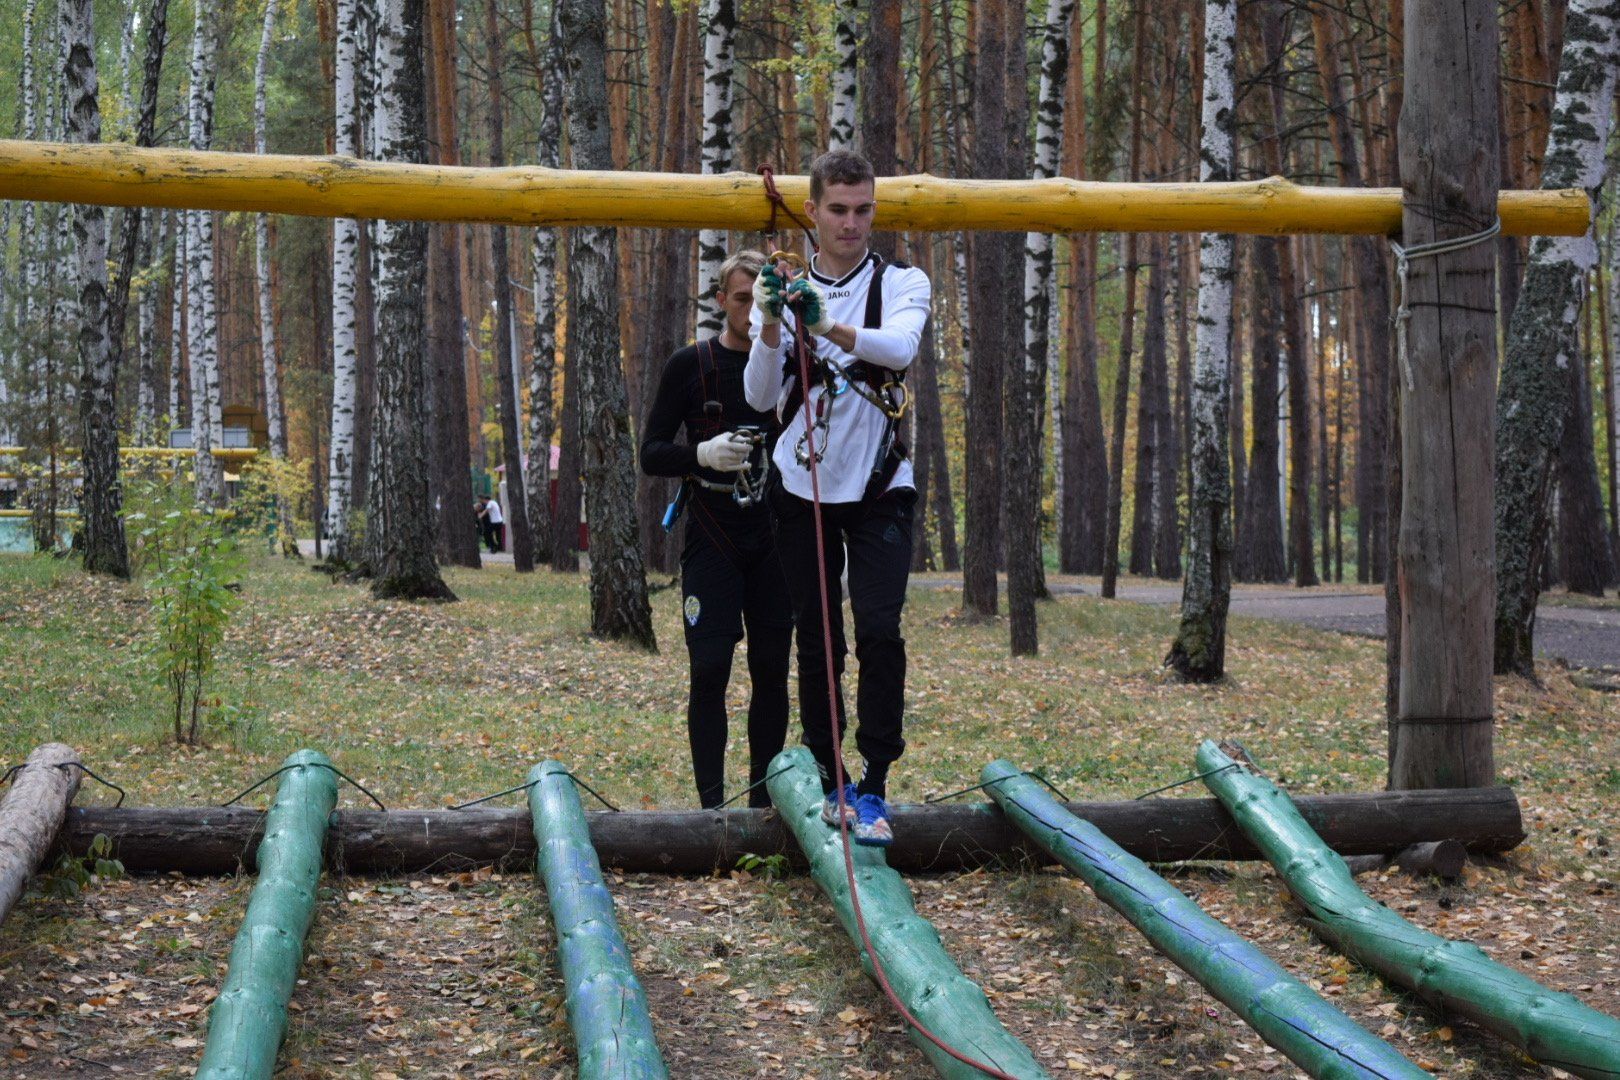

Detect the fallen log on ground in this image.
[54,784,1525,876]
[529,762,667,1079]
[0,743,82,924]
[1199,740,1620,1080]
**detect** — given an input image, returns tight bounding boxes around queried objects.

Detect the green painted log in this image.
[196,750,338,1080]
[767,747,1050,1079]
[529,761,667,1079]
[1197,740,1620,1079]
[982,760,1428,1079]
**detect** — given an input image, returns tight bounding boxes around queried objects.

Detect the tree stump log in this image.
[0,743,83,924]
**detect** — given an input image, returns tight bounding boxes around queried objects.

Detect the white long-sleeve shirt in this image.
[744,252,932,504]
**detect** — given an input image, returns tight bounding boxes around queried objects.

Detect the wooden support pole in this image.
[0,140,1590,237]
[55,785,1525,876]
[0,744,83,925]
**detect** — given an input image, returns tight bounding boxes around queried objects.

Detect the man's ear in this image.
[803,198,816,219]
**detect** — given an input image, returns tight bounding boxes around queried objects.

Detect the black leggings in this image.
[681,497,792,809]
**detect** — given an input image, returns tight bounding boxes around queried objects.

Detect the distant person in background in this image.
[483,495,505,553]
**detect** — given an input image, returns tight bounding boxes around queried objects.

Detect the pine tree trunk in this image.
[963,0,1011,618]
[1606,224,1620,553]
[368,0,455,601]
[1388,0,1501,788]
[559,0,655,647]
[551,339,582,572]
[254,0,286,460]
[423,0,480,567]
[1556,342,1617,593]
[1492,0,1618,675]
[1167,0,1236,681]
[63,0,128,578]
[525,0,564,566]
[185,3,223,507]
[694,0,736,337]
[486,0,534,572]
[1156,232,1187,582]
[1236,236,1287,583]
[1129,240,1164,578]
[326,0,363,564]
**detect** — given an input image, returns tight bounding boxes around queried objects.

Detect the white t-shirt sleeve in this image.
[849,266,931,371]
[744,304,790,414]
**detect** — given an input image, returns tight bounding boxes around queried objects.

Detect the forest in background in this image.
[0,0,1616,616]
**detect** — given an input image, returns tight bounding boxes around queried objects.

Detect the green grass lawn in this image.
[1,550,1616,1078]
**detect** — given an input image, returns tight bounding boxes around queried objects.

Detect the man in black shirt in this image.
[640,250,791,810]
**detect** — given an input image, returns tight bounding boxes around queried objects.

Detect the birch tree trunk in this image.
[486,0,534,572]
[694,0,736,338]
[134,216,160,444]
[1389,0,1502,788]
[254,0,286,459]
[326,0,364,564]
[367,0,454,601]
[559,0,655,647]
[525,0,564,566]
[169,219,184,429]
[828,0,858,151]
[106,0,170,456]
[1008,0,1078,654]
[63,0,128,578]
[1166,0,1236,681]
[1492,0,1619,676]
[185,2,223,507]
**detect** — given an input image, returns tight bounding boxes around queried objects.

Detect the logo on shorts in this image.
[684,595,701,626]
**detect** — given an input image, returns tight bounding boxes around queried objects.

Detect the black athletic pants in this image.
[770,485,915,800]
[680,494,792,809]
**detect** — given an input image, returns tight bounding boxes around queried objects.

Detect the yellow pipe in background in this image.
[0,446,258,462]
[0,140,1590,238]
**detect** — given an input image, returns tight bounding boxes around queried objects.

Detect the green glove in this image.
[785,277,835,336]
[752,265,786,325]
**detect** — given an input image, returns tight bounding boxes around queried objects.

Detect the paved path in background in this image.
[916,579,1620,670]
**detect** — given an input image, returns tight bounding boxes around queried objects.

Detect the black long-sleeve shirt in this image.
[640,338,778,488]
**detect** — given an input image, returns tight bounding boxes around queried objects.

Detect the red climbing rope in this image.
[779,247,1021,1079]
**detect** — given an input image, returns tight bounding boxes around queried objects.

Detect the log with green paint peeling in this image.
[1197,740,1620,1079]
[981,760,1428,1080]
[767,747,1051,1079]
[529,761,667,1079]
[196,750,338,1080]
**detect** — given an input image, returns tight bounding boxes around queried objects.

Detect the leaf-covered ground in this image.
[1,553,1616,1077]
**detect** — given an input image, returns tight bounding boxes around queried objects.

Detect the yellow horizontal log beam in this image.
[0,140,1589,237]
[0,446,258,462]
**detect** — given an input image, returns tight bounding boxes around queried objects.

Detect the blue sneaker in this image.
[853,793,894,847]
[821,783,858,829]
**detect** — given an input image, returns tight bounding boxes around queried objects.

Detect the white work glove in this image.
[696,432,752,472]
[785,277,836,336]
[752,265,786,326]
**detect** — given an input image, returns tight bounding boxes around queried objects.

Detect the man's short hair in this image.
[716,249,765,293]
[809,149,876,203]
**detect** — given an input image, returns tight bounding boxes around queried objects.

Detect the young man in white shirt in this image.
[744,149,931,846]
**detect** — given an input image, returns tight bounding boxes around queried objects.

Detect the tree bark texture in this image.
[828,0,858,151]
[1130,239,1165,579]
[1390,0,1504,789]
[525,7,565,567]
[185,3,223,507]
[326,0,364,563]
[1236,236,1287,583]
[551,336,582,572]
[254,0,286,460]
[486,0,534,573]
[423,0,480,568]
[1556,340,1617,593]
[63,0,128,578]
[1167,0,1236,682]
[1060,234,1107,573]
[963,0,1011,619]
[1492,0,1619,675]
[693,0,737,337]
[0,744,82,927]
[367,0,454,602]
[560,0,655,647]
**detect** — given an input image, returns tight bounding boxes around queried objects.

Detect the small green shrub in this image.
[127,501,244,746]
[35,833,124,900]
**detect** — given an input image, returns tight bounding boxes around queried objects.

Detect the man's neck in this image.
[718,325,751,351]
[814,247,870,281]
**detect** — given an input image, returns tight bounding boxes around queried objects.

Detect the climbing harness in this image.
[661,340,778,533]
[1389,217,1501,393]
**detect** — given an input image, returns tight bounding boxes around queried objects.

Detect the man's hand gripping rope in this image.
[779,254,1023,1080]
